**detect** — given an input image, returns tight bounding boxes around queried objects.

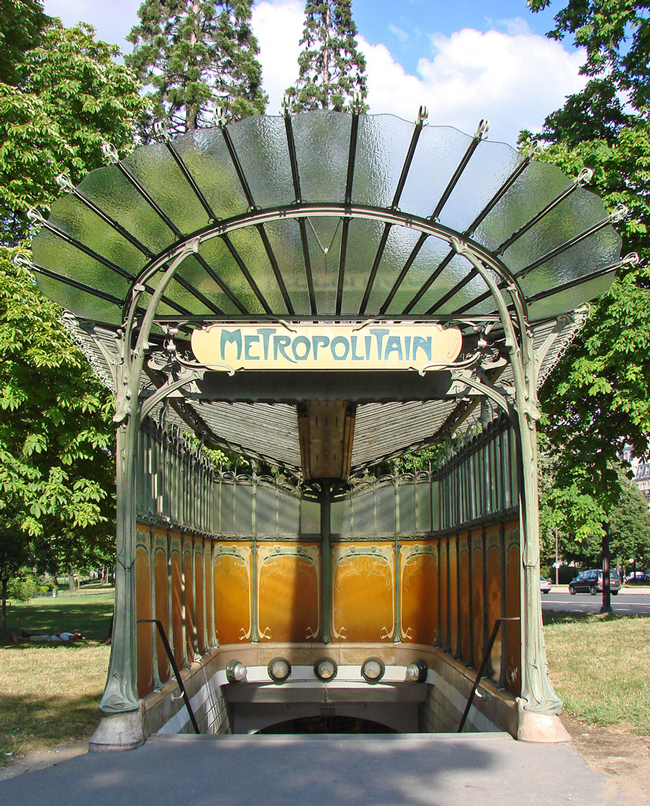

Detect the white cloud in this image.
[252,0,304,114]
[388,23,409,45]
[253,2,586,144]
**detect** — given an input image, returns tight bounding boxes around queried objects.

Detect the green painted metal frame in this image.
[99,193,563,717]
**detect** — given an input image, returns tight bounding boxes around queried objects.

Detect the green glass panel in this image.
[227,227,289,314]
[420,260,492,316]
[364,223,430,314]
[399,125,477,220]
[416,482,432,532]
[292,111,351,203]
[527,272,615,322]
[383,239,468,315]
[352,114,419,208]
[34,273,122,325]
[519,226,621,298]
[501,187,614,275]
[228,115,295,209]
[300,498,320,536]
[352,492,375,535]
[375,483,396,534]
[32,228,130,302]
[198,237,266,314]
[173,128,250,221]
[257,484,278,535]
[339,217,386,313]
[474,161,572,252]
[77,165,176,255]
[438,139,526,234]
[261,219,311,314]
[123,140,209,234]
[47,194,146,275]
[164,275,215,316]
[173,255,242,315]
[305,216,343,313]
[399,482,416,534]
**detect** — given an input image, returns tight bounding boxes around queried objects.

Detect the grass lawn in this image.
[0,589,114,762]
[544,612,650,736]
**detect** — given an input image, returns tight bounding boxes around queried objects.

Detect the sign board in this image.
[191,322,462,372]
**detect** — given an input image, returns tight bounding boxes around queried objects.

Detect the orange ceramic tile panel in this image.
[486,524,503,682]
[458,532,471,664]
[204,549,213,648]
[439,539,448,649]
[153,549,170,683]
[471,528,485,668]
[504,521,522,695]
[257,545,319,642]
[194,548,205,655]
[135,544,153,698]
[400,545,437,644]
[332,544,394,642]
[184,550,195,661]
[213,545,252,644]
[170,552,183,668]
[448,536,459,656]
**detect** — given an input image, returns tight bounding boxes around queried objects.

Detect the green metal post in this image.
[320,482,332,644]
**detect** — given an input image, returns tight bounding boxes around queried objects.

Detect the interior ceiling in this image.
[29,111,622,480]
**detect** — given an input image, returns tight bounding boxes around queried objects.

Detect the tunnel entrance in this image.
[258,715,397,735]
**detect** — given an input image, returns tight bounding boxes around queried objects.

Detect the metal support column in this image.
[320,482,332,644]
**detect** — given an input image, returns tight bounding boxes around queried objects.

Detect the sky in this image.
[42,0,585,145]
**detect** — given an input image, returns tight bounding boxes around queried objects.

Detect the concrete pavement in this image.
[0,732,645,806]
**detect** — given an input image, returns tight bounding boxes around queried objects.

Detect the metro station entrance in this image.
[26,109,626,748]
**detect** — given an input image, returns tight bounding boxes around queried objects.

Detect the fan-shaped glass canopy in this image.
[29,111,624,478]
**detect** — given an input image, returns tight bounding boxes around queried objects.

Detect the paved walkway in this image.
[0,732,645,806]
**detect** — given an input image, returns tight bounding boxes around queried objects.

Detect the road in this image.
[542,588,650,616]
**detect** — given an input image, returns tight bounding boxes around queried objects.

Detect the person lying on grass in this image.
[10,630,85,644]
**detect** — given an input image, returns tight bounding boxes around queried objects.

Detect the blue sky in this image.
[42,0,583,144]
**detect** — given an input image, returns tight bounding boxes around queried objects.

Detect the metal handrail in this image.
[137,618,201,734]
[457,616,520,733]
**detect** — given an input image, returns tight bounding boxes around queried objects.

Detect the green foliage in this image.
[528,0,650,541]
[285,0,368,112]
[0,0,46,85]
[7,573,38,603]
[528,0,650,112]
[0,20,149,244]
[608,480,650,564]
[126,0,266,135]
[0,247,116,577]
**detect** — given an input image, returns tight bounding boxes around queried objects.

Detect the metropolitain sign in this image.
[191,323,462,372]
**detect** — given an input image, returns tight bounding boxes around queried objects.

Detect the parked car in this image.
[540,576,552,594]
[625,571,649,584]
[568,569,621,595]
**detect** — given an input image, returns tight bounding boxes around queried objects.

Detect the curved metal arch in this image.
[122,202,528,333]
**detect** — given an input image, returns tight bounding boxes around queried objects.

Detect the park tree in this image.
[0,248,116,582]
[285,0,368,112]
[0,16,149,596]
[527,0,650,537]
[0,18,149,243]
[0,0,46,86]
[126,0,266,135]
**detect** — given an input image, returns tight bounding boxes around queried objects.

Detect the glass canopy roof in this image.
[29,112,624,477]
[31,111,621,328]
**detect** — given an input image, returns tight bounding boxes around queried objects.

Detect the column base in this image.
[88,705,145,752]
[516,700,571,743]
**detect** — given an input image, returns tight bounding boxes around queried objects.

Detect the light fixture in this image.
[405,660,428,683]
[268,657,291,684]
[314,657,338,681]
[226,660,247,683]
[361,657,385,684]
